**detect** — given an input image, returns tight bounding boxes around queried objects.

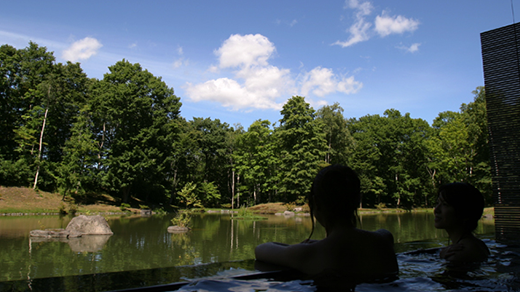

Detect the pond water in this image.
[0,211,503,291]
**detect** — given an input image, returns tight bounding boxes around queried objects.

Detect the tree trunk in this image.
[33,107,48,190]
[236,175,240,208]
[231,169,235,209]
[98,122,106,162]
[122,186,130,203]
[169,168,178,204]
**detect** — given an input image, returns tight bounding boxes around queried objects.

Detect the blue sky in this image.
[0,1,516,128]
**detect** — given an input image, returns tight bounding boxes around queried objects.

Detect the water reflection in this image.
[29,235,112,252]
[0,212,494,282]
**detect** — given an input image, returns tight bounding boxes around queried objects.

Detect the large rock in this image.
[66,215,113,235]
[167,226,190,233]
[29,229,82,238]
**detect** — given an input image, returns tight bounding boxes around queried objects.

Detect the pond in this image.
[0,211,500,291]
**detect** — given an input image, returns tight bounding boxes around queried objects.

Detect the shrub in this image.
[59,203,67,215]
[171,212,191,228]
[284,202,296,211]
[153,207,167,215]
[120,203,131,211]
[233,207,267,220]
[68,204,78,215]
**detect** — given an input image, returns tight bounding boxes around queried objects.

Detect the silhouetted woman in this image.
[255,165,398,278]
[434,182,490,262]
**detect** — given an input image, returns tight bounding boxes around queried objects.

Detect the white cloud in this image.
[301,67,362,97]
[375,12,419,37]
[396,42,421,53]
[185,34,362,111]
[207,65,219,73]
[177,46,183,55]
[334,0,373,47]
[62,37,102,62]
[408,43,421,53]
[334,1,420,48]
[290,19,298,27]
[129,43,137,49]
[346,0,373,15]
[185,78,283,110]
[172,58,184,69]
[215,34,275,68]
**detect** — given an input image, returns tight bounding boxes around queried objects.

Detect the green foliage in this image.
[90,59,181,203]
[233,207,267,220]
[233,119,278,205]
[177,182,203,209]
[284,202,296,211]
[68,204,78,215]
[237,207,252,217]
[59,203,67,215]
[197,181,221,207]
[376,202,386,210]
[275,96,327,202]
[153,207,167,215]
[171,212,191,228]
[316,102,353,165]
[120,203,131,211]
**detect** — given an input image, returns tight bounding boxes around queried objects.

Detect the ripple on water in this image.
[174,240,520,292]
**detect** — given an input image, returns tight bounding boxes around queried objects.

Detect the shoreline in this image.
[0,186,495,218]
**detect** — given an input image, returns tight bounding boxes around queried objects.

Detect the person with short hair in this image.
[255,165,398,279]
[434,182,490,262]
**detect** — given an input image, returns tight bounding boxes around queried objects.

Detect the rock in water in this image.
[66,215,113,235]
[29,229,82,238]
[167,226,190,233]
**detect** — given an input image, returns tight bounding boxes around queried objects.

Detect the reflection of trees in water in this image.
[358,212,494,244]
[171,233,200,266]
[0,213,495,282]
[200,216,221,241]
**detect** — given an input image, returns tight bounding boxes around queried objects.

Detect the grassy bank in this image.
[0,186,495,217]
[247,202,495,217]
[0,186,139,215]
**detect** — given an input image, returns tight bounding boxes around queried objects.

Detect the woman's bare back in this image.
[311,228,398,277]
[255,228,398,278]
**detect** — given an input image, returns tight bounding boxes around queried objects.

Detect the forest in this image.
[0,42,491,210]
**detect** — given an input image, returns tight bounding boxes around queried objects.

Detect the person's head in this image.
[308,164,360,234]
[434,182,485,233]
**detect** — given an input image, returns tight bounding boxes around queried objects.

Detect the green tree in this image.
[234,120,278,205]
[197,181,221,207]
[189,117,232,200]
[54,104,98,200]
[427,87,491,203]
[1,42,56,188]
[316,102,353,165]
[177,182,203,209]
[460,87,491,200]
[275,96,327,203]
[348,111,431,208]
[91,60,181,203]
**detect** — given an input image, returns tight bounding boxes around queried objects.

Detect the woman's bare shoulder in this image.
[454,237,490,262]
[366,228,395,242]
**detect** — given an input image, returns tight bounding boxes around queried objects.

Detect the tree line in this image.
[0,42,491,210]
